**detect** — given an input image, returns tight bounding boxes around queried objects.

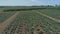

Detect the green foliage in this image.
[0,11,16,23]
[39,9,60,19]
[1,11,60,34]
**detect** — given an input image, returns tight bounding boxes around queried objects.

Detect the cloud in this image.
[31,0,37,2]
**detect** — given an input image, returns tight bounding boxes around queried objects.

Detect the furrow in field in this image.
[26,20,31,34]
[14,22,21,34]
[21,20,26,34]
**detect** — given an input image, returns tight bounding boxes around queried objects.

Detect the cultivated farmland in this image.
[38,9,60,19]
[0,7,60,34]
[0,11,16,23]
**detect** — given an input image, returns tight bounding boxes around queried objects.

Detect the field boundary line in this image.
[36,11,60,23]
[0,12,20,32]
[21,20,26,34]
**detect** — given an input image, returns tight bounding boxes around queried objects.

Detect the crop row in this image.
[1,11,60,34]
[1,13,22,34]
[20,11,60,34]
[18,11,60,34]
[0,11,16,23]
[1,11,34,34]
[38,9,60,19]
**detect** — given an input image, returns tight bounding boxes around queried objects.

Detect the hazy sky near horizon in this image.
[0,0,60,6]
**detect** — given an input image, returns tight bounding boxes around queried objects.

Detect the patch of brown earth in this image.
[21,20,26,34]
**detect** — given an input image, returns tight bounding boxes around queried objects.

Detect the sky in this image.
[0,0,60,6]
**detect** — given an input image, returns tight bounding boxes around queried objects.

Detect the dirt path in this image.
[0,12,20,32]
[21,20,26,34]
[36,11,60,23]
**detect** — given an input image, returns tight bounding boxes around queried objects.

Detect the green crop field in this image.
[38,9,60,19]
[0,11,16,23]
[0,7,60,34]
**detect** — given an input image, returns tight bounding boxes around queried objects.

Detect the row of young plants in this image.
[15,11,34,34]
[22,11,34,34]
[18,11,60,34]
[0,11,16,23]
[34,11,60,34]
[1,11,60,34]
[1,11,33,34]
[23,11,60,34]
[1,12,22,34]
[38,9,60,19]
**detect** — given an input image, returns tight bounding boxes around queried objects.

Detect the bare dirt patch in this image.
[21,20,26,34]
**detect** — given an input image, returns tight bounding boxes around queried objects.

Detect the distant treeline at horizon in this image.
[0,5,60,12]
[0,5,60,8]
